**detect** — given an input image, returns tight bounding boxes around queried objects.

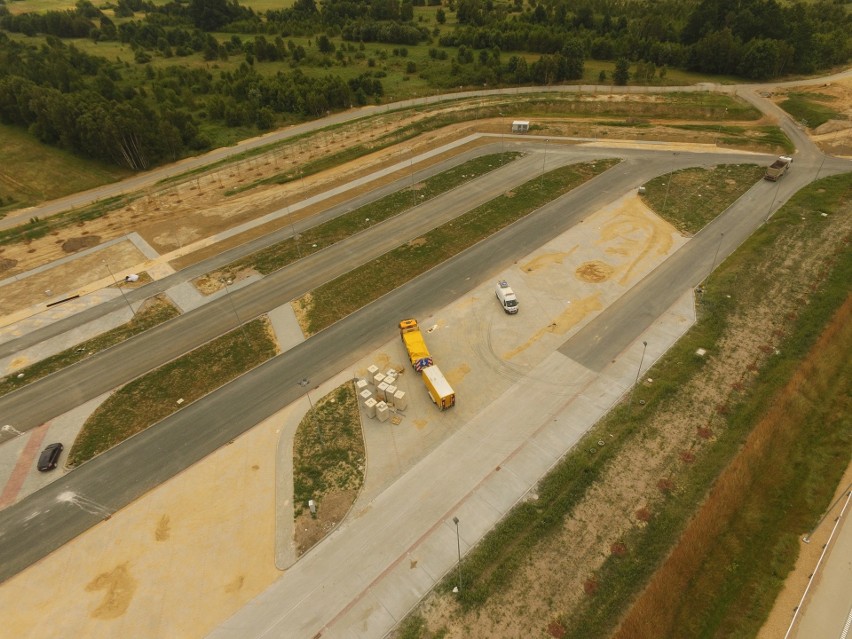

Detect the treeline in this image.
[442,0,850,79]
[0,34,384,168]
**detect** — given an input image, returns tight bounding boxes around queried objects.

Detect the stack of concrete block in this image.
[364,397,377,418]
[355,378,369,395]
[385,384,397,405]
[376,381,389,401]
[367,364,379,379]
[359,389,373,405]
[373,372,385,389]
[376,401,389,422]
[393,390,407,410]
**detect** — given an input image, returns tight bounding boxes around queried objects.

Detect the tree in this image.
[613,57,630,85]
[436,8,445,24]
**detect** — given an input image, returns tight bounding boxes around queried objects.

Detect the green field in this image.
[0,123,130,213]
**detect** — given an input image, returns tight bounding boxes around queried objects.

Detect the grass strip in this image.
[670,124,793,154]
[222,152,521,277]
[292,382,364,517]
[779,92,842,128]
[427,172,850,625]
[640,164,765,235]
[301,159,619,335]
[67,316,278,466]
[0,193,139,247]
[0,296,179,398]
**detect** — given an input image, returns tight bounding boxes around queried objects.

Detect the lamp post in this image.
[285,198,301,259]
[540,139,549,188]
[709,232,725,278]
[452,516,462,593]
[102,259,135,317]
[661,154,678,215]
[221,278,249,346]
[715,107,728,146]
[628,341,648,414]
[299,378,321,443]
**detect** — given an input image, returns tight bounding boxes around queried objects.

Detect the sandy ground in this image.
[0,406,287,639]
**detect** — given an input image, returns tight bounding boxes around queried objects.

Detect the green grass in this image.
[0,123,130,214]
[0,296,179,398]
[670,123,793,153]
[67,316,278,466]
[220,152,521,277]
[0,192,143,246]
[779,92,844,128]
[641,164,766,234]
[301,158,619,334]
[292,382,365,516]
[428,173,851,632]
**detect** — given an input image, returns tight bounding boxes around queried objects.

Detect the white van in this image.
[495,281,519,314]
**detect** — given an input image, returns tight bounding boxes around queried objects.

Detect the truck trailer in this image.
[421,365,456,410]
[399,318,433,371]
[764,156,792,181]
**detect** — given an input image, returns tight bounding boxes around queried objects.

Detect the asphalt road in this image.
[0,145,767,433]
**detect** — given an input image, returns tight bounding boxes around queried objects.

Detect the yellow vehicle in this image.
[399,318,433,371]
[422,365,455,410]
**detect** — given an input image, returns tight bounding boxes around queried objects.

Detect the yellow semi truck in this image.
[399,318,433,371]
[399,318,455,410]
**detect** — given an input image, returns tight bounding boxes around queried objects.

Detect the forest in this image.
[0,0,849,169]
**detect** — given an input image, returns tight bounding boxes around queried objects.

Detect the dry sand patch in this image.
[0,239,145,316]
[0,408,288,639]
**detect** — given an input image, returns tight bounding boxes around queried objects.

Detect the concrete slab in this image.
[165,281,209,313]
[267,302,305,353]
[474,464,534,515]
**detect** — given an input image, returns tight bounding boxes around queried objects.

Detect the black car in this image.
[37,442,63,472]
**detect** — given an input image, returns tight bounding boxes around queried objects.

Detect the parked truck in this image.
[399,318,455,410]
[421,365,456,410]
[495,280,519,314]
[399,318,433,371]
[764,156,792,181]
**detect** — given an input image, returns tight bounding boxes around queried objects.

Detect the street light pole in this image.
[102,259,135,317]
[221,278,249,346]
[540,139,549,187]
[452,516,462,593]
[709,232,725,278]
[627,341,648,413]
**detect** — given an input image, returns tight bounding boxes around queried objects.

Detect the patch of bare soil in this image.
[410,189,852,637]
[0,257,16,273]
[0,238,145,316]
[294,489,357,555]
[575,260,613,282]
[62,235,101,253]
[85,562,137,620]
